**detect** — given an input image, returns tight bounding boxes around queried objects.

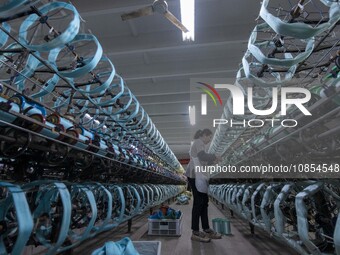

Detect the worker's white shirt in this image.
[185,139,210,193]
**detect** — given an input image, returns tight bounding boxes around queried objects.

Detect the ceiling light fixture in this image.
[189,105,196,125]
[180,0,195,41]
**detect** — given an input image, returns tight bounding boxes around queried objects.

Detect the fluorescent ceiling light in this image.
[189,105,196,125]
[180,0,195,41]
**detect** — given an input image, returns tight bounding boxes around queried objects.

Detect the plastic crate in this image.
[133,241,161,255]
[148,214,182,236]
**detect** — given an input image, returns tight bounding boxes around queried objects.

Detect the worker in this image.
[185,129,222,242]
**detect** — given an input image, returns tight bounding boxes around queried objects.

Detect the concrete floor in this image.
[72,198,299,255]
[139,199,299,255]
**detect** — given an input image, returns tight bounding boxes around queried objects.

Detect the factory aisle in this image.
[140,199,298,255]
[74,198,298,255]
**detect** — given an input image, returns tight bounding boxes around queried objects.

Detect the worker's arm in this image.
[197,150,216,163]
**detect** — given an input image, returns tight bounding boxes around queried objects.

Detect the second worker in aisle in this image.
[185,129,222,243]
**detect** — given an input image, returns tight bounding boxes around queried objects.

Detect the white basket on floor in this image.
[148,214,182,236]
[133,241,161,255]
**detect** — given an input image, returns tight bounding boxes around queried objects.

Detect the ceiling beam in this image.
[106,39,247,56]
[123,69,238,81]
[78,0,220,17]
[134,91,203,97]
[140,100,198,106]
[127,78,236,95]
[148,112,188,117]
[79,4,153,17]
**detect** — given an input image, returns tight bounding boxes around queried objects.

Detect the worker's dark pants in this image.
[188,177,210,232]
